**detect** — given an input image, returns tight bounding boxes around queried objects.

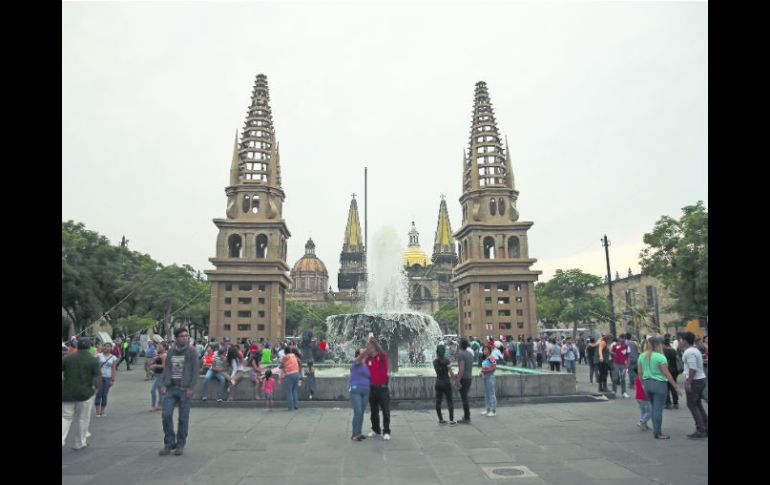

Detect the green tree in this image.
[536,269,614,337]
[639,201,708,320]
[433,302,458,335]
[113,315,156,337]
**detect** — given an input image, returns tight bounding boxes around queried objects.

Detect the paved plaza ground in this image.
[63,362,708,485]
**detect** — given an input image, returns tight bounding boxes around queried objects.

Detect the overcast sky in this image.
[62,1,707,287]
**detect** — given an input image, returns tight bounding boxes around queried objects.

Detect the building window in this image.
[228,234,243,258]
[484,284,491,292]
[489,198,497,216]
[238,311,251,318]
[465,324,472,330]
[224,324,231,331]
[237,324,251,331]
[224,297,232,304]
[239,284,252,291]
[256,234,268,259]
[646,286,655,306]
[486,310,492,317]
[517,322,524,329]
[257,324,265,331]
[258,298,265,304]
[498,198,505,215]
[225,284,232,291]
[251,195,260,214]
[516,309,524,316]
[499,323,511,330]
[258,311,265,318]
[259,285,266,292]
[515,297,523,303]
[498,285,509,292]
[485,323,493,330]
[224,311,231,318]
[242,194,251,213]
[508,236,520,258]
[499,310,511,317]
[483,237,496,259]
[498,297,510,305]
[238,297,251,305]
[515,284,522,292]
[485,297,492,303]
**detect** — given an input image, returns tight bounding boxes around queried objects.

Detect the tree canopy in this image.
[62,221,210,339]
[639,201,708,320]
[536,269,614,336]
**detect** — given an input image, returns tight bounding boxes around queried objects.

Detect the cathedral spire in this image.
[433,196,455,256]
[465,81,508,192]
[238,74,280,188]
[342,195,364,253]
[408,221,420,247]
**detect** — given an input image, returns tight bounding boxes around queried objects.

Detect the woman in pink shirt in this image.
[279,348,301,411]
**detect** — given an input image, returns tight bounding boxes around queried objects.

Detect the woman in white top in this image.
[547,338,563,372]
[95,342,117,417]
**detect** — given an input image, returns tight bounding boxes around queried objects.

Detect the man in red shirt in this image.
[366,336,391,440]
[610,334,629,398]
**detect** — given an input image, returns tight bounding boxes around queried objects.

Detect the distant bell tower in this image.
[452,81,541,339]
[205,74,291,342]
[338,194,367,294]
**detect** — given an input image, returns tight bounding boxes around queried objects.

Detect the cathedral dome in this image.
[402,221,431,268]
[291,238,328,277]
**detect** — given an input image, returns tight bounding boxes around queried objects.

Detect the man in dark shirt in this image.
[159,327,199,456]
[62,337,101,450]
[663,338,681,409]
[454,338,474,424]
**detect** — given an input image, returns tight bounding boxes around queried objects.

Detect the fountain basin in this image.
[192,364,577,401]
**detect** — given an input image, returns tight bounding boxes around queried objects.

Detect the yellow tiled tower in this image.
[205,74,291,342]
[452,81,541,339]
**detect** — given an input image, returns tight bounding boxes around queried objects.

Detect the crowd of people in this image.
[63,327,707,454]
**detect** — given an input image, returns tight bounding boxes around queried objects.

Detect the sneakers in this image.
[173,447,184,456]
[654,433,670,440]
[159,448,172,456]
[486,411,496,417]
[480,411,489,416]
[622,392,629,399]
[449,421,457,426]
[201,396,207,401]
[637,421,650,432]
[457,418,472,425]
[367,431,381,438]
[687,431,708,439]
[383,433,391,441]
[217,398,223,403]
[438,420,448,425]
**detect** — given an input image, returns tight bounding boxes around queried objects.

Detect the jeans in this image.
[162,386,191,449]
[637,399,651,425]
[628,360,638,388]
[62,395,95,448]
[483,373,496,412]
[588,360,596,382]
[151,373,164,407]
[565,360,576,374]
[642,379,668,435]
[95,377,111,407]
[284,372,300,410]
[369,385,391,434]
[435,380,454,421]
[612,364,626,394]
[597,362,610,391]
[459,378,472,420]
[201,369,226,399]
[666,372,681,405]
[350,387,369,437]
[686,378,708,432]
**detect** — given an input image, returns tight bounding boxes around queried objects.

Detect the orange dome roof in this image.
[291,255,328,275]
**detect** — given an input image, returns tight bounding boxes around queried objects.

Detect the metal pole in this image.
[364,167,368,253]
[602,235,617,337]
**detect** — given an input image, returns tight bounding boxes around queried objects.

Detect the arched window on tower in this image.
[489,198,497,216]
[498,198,506,215]
[256,234,268,259]
[483,237,495,259]
[252,195,259,214]
[228,234,243,258]
[464,240,469,261]
[508,236,521,258]
[242,195,250,213]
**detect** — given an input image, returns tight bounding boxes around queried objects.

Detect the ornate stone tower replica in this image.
[205,74,291,342]
[452,81,541,338]
[338,195,367,299]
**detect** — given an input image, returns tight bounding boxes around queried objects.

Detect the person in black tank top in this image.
[433,345,456,425]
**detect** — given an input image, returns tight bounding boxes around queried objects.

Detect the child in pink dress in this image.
[262,369,275,410]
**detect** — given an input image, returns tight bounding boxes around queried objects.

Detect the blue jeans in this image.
[150,374,163,407]
[483,373,496,412]
[201,369,226,399]
[350,387,369,437]
[284,373,300,410]
[162,386,191,449]
[612,364,627,394]
[637,399,651,425]
[565,360,576,374]
[95,377,111,407]
[642,379,668,435]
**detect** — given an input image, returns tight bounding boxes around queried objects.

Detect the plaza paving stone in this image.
[63,361,707,484]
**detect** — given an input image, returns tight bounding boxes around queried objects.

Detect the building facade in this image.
[588,270,683,336]
[452,81,541,339]
[404,198,459,321]
[205,74,291,342]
